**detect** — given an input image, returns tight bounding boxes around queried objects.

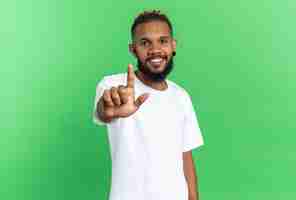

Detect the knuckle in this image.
[111,91,119,99]
[110,90,121,104]
[118,87,126,95]
[110,88,118,96]
[103,90,110,99]
[111,87,117,93]
[119,85,127,92]
[103,89,108,94]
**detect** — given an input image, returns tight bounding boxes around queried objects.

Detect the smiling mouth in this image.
[147,57,166,68]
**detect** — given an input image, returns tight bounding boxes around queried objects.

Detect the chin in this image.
[148,64,167,73]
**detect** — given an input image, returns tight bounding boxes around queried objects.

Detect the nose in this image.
[148,42,162,56]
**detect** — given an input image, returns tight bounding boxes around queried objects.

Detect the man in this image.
[93,10,204,200]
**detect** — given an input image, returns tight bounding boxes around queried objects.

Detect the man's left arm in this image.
[183,150,200,200]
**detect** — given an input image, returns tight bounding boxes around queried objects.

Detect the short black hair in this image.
[131,10,173,39]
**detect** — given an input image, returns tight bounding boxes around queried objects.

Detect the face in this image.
[129,20,176,82]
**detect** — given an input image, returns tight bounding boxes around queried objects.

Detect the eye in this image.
[160,38,169,44]
[140,40,150,47]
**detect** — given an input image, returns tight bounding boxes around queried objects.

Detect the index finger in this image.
[127,64,135,88]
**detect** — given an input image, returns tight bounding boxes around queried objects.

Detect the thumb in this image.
[134,93,150,108]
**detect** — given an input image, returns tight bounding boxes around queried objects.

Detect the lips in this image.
[147,56,166,68]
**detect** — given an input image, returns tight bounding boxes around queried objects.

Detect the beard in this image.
[136,56,174,82]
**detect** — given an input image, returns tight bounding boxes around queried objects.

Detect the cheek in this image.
[135,49,148,60]
[164,46,174,54]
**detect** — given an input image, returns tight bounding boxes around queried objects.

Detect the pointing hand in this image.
[102,64,150,118]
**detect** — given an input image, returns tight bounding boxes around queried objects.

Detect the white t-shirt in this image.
[93,72,204,200]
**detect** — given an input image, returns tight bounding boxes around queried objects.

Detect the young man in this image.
[93,10,204,200]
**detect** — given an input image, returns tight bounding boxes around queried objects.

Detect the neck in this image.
[135,70,168,91]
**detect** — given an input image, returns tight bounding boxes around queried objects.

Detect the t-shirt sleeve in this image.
[92,77,108,126]
[182,90,204,152]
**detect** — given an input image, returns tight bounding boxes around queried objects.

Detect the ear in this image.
[172,39,177,52]
[129,43,137,58]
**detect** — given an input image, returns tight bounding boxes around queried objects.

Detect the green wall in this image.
[1,0,295,199]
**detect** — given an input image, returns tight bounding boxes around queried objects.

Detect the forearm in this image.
[183,150,199,200]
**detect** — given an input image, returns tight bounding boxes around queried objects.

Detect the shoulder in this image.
[97,72,127,88]
[167,79,196,111]
[167,79,191,99]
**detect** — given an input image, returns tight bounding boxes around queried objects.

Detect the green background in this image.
[1,0,295,199]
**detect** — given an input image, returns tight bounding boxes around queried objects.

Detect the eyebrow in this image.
[159,36,171,40]
[138,35,171,41]
[139,37,150,41]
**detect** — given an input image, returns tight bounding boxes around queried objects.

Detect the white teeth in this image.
[150,58,162,63]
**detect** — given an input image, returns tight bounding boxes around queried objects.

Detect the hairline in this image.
[131,20,173,42]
